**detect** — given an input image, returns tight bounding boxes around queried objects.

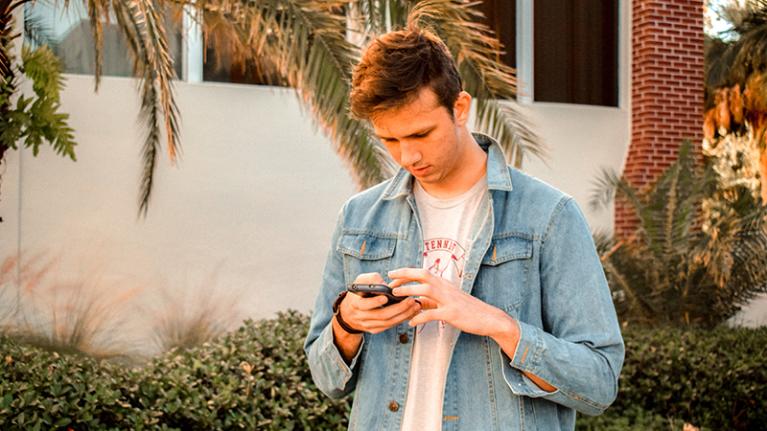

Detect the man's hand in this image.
[388,267,557,392]
[340,272,422,334]
[332,272,421,364]
[388,268,508,337]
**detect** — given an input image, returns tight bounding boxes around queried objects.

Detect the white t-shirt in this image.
[401,175,488,431]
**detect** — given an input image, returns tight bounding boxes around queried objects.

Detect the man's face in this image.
[371,87,471,189]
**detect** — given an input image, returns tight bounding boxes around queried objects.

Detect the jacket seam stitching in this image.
[541,196,572,246]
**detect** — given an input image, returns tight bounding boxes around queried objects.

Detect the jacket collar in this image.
[381,132,513,201]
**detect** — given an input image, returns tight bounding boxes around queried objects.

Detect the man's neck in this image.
[416,130,487,199]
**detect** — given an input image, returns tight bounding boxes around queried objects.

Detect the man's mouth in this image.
[411,165,431,175]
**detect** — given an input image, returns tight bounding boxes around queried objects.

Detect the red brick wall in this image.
[615,0,705,239]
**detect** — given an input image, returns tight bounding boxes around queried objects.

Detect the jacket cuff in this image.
[318,318,365,381]
[500,319,560,398]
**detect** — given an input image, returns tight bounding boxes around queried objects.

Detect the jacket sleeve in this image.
[499,197,625,416]
[303,203,365,399]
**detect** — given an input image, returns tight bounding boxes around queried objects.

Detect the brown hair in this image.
[349,25,463,121]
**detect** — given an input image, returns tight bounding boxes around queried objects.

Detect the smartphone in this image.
[348,283,405,305]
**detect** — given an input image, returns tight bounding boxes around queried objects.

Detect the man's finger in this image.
[352,294,390,311]
[388,267,433,283]
[388,278,410,289]
[391,283,437,300]
[408,309,442,327]
[365,301,422,330]
[415,297,439,310]
[365,297,417,320]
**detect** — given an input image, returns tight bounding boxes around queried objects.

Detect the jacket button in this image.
[399,333,409,344]
[388,400,399,412]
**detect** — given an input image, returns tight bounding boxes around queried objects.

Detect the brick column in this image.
[615,0,705,239]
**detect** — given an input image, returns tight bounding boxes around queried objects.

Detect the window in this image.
[24,1,183,78]
[479,0,619,106]
[476,0,516,69]
[533,0,619,106]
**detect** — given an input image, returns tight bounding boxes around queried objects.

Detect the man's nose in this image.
[399,141,422,166]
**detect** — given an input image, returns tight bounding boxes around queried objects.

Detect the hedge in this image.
[1,311,765,430]
[610,325,767,430]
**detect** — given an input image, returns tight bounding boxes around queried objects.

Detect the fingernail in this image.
[392,288,399,295]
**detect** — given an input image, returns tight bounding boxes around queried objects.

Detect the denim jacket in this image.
[304,133,625,431]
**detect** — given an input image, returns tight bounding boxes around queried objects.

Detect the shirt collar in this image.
[381,132,513,201]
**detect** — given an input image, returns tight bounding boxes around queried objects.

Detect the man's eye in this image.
[413,133,428,138]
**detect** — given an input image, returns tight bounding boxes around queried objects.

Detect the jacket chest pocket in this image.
[337,232,398,285]
[473,234,534,315]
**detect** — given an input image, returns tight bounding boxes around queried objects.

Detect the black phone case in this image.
[348,283,405,305]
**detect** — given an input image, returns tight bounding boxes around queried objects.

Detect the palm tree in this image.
[591,141,767,327]
[704,0,767,202]
[8,0,542,216]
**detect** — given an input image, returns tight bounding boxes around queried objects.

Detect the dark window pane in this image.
[476,0,516,69]
[202,48,288,87]
[201,11,289,87]
[24,1,183,79]
[534,0,618,106]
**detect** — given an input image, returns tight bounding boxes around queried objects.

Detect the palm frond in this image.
[85,0,108,90]
[601,256,657,324]
[404,0,543,167]
[355,0,386,36]
[728,0,767,83]
[23,9,57,50]
[589,166,645,215]
[111,0,181,217]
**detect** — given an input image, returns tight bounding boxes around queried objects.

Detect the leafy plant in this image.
[0,0,76,216]
[611,325,767,431]
[577,406,703,431]
[591,141,767,327]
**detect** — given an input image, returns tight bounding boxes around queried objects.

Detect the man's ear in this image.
[453,91,472,126]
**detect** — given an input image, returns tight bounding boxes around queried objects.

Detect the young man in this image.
[304,25,624,431]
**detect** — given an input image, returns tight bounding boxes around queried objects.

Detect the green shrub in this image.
[1,311,765,430]
[576,406,682,431]
[0,311,349,430]
[612,325,767,431]
[122,311,350,430]
[0,340,132,430]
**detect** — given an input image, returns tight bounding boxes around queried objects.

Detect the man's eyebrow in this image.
[376,126,436,140]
